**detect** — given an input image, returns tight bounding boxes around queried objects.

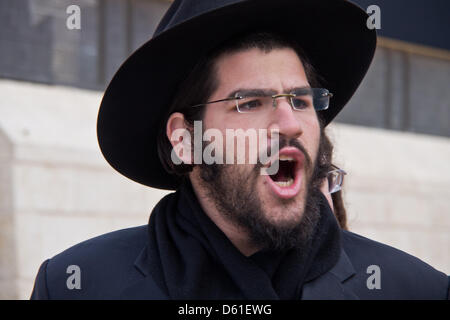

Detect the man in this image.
[31,0,449,299]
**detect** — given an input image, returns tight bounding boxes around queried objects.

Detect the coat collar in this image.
[121,231,358,300]
[301,246,359,300]
[120,245,169,299]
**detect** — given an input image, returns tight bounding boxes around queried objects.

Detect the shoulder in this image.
[48,225,148,269]
[31,225,148,299]
[341,230,449,299]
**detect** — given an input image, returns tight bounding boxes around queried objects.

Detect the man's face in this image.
[195,47,323,249]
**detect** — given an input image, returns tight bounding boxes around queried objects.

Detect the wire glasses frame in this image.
[190,88,333,112]
[327,164,347,194]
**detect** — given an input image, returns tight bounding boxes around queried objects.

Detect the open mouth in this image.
[264,147,304,199]
[269,156,297,187]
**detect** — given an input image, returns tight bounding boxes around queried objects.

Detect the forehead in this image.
[212,47,309,98]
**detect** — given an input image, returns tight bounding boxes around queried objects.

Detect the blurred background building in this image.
[0,0,449,299]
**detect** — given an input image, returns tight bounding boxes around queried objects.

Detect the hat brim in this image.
[97,0,376,190]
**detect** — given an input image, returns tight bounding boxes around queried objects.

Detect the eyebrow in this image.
[226,86,311,98]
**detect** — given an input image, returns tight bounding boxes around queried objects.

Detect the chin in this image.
[258,187,308,227]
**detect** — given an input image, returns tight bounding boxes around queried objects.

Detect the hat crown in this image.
[154,0,243,37]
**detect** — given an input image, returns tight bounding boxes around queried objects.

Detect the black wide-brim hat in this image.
[97,0,376,190]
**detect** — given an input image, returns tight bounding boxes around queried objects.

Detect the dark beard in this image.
[198,134,328,252]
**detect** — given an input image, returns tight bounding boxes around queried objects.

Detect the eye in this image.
[238,98,263,112]
[291,97,313,110]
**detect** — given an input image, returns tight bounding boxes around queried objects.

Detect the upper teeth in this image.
[275,178,294,187]
[279,156,294,161]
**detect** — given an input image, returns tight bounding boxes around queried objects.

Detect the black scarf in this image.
[147,182,341,299]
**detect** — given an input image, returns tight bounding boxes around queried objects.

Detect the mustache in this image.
[279,137,313,171]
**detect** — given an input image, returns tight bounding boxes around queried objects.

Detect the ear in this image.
[166,112,192,164]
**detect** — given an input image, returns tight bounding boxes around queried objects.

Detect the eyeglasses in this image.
[191,88,333,113]
[327,164,347,194]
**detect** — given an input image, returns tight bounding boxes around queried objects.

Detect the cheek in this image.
[303,117,321,158]
[204,107,246,131]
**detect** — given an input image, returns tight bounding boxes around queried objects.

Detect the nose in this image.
[267,97,303,139]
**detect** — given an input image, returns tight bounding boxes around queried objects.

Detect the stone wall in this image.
[0,79,169,299]
[328,123,450,275]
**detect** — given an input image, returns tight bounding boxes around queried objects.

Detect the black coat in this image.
[30,225,449,300]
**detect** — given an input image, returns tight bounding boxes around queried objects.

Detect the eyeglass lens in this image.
[327,170,343,194]
[236,88,330,113]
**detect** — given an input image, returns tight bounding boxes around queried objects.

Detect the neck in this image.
[189,171,260,257]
